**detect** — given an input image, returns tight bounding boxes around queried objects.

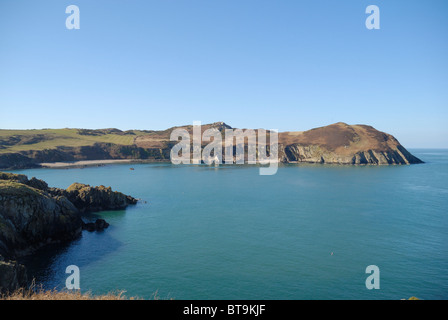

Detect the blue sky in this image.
[1,0,447,147]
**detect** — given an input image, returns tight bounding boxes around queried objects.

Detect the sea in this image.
[9,149,448,300]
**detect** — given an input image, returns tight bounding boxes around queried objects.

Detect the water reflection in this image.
[20,230,123,291]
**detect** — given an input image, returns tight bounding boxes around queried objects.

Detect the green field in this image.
[0,128,145,153]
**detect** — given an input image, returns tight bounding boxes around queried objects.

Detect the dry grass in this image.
[1,289,129,300]
[0,281,140,300]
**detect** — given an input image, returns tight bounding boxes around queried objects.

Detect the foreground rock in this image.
[0,174,82,258]
[0,172,138,294]
[0,172,137,259]
[0,255,27,294]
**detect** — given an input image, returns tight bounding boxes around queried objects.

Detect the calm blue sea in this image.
[11,149,448,300]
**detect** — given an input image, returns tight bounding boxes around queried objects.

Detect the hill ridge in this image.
[0,122,423,168]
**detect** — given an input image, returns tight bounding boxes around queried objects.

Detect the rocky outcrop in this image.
[277,123,423,165]
[0,172,138,295]
[279,143,422,165]
[82,219,110,232]
[0,153,40,170]
[0,179,82,259]
[0,172,137,259]
[54,183,138,213]
[0,255,27,294]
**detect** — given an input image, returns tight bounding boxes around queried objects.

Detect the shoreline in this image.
[3,158,426,171]
[39,159,169,169]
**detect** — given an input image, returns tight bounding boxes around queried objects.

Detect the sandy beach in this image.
[39,159,159,168]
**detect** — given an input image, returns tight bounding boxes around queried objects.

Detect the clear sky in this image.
[1,0,447,148]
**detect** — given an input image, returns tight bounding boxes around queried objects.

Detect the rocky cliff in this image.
[0,173,82,259]
[104,122,424,165]
[51,183,138,213]
[277,122,423,165]
[0,172,138,293]
[0,172,138,259]
[0,255,27,294]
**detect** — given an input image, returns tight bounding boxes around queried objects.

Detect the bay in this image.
[12,149,448,300]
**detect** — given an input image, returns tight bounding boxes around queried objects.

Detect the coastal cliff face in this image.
[280,144,418,165]
[0,255,27,294]
[0,172,138,293]
[0,172,137,293]
[277,123,423,165]
[52,183,138,213]
[0,122,422,168]
[0,173,82,259]
[0,172,138,259]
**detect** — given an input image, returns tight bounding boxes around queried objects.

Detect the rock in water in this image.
[95,219,109,230]
[82,219,110,232]
[51,183,138,213]
[82,222,96,232]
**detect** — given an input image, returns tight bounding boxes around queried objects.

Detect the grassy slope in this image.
[0,123,410,159]
[0,129,148,153]
[0,180,42,196]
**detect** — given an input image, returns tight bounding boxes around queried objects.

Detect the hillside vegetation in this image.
[0,128,147,153]
[0,122,423,169]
